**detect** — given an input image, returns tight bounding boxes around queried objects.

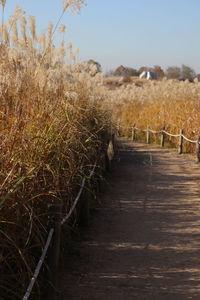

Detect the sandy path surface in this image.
[59,139,200,300]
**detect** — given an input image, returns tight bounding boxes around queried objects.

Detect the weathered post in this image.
[111,133,115,153]
[117,122,121,137]
[110,124,113,137]
[160,128,165,147]
[146,126,150,144]
[47,203,62,300]
[131,126,136,141]
[196,135,200,163]
[178,129,183,154]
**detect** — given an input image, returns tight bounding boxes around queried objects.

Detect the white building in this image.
[139,71,157,80]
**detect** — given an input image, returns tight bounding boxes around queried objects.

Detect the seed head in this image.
[3,24,9,45]
[59,24,66,33]
[63,0,71,11]
[62,0,85,13]
[19,16,27,43]
[47,22,53,44]
[59,40,66,58]
[74,47,79,54]
[0,0,6,8]
[11,20,18,47]
[67,42,72,49]
[28,15,36,41]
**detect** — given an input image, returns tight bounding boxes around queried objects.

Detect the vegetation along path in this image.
[59,139,200,300]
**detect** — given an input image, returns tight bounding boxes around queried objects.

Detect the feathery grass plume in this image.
[28,15,36,41]
[59,39,66,59]
[13,5,25,19]
[38,0,84,67]
[67,42,72,49]
[63,0,71,11]
[0,0,6,7]
[0,0,6,41]
[69,51,76,62]
[74,47,79,62]
[8,5,25,34]
[74,47,79,54]
[47,21,53,45]
[59,24,66,33]
[37,31,46,53]
[18,36,26,49]
[19,15,27,44]
[2,23,9,45]
[59,24,66,44]
[10,19,18,47]
[67,43,73,62]
[63,0,85,13]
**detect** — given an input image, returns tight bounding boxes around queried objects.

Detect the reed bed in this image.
[105,79,200,151]
[2,1,200,298]
[0,2,112,299]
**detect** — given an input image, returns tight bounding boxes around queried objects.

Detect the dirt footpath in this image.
[59,139,200,300]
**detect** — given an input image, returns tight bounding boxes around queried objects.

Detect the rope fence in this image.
[21,126,199,299]
[162,130,180,137]
[23,229,54,300]
[181,134,197,144]
[22,140,112,300]
[60,177,86,226]
[128,125,200,162]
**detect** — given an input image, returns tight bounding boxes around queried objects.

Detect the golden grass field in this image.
[0,3,112,299]
[110,78,200,143]
[1,1,200,299]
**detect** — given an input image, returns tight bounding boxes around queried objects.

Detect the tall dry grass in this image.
[0,2,112,299]
[103,79,200,149]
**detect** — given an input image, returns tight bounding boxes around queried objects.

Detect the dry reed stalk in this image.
[0,1,111,298]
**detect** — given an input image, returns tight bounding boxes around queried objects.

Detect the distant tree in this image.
[166,66,181,79]
[87,59,102,73]
[114,65,127,76]
[181,64,196,80]
[114,65,139,77]
[125,67,139,77]
[73,59,101,76]
[152,65,165,78]
[196,74,200,81]
[166,65,196,80]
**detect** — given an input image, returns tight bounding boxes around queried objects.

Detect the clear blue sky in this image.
[4,0,200,73]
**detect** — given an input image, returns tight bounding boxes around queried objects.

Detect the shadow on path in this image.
[60,139,200,300]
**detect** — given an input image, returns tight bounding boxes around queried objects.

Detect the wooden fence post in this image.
[131,126,136,141]
[160,129,165,147]
[47,203,62,300]
[196,135,200,163]
[111,133,115,153]
[178,129,183,154]
[146,126,150,144]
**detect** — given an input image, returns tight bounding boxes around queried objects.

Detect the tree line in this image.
[106,64,199,81]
